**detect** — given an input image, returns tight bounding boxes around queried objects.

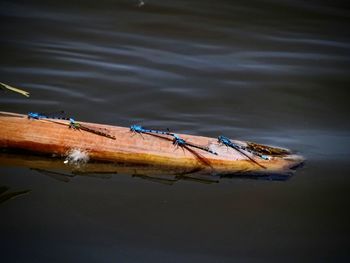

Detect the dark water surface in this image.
[1,0,350,262]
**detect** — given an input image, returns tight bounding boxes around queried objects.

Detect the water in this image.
[1,0,350,261]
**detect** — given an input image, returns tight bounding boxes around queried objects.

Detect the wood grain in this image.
[0,111,304,174]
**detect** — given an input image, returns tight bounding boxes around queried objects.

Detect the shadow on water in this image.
[0,185,30,205]
[0,151,297,206]
[0,152,295,188]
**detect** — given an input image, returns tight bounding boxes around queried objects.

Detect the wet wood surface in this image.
[0,111,304,174]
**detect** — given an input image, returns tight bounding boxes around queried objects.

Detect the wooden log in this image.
[0,111,304,175]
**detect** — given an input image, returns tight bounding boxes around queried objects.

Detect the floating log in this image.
[0,111,304,176]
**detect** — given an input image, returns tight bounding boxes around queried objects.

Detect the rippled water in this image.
[1,0,350,262]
